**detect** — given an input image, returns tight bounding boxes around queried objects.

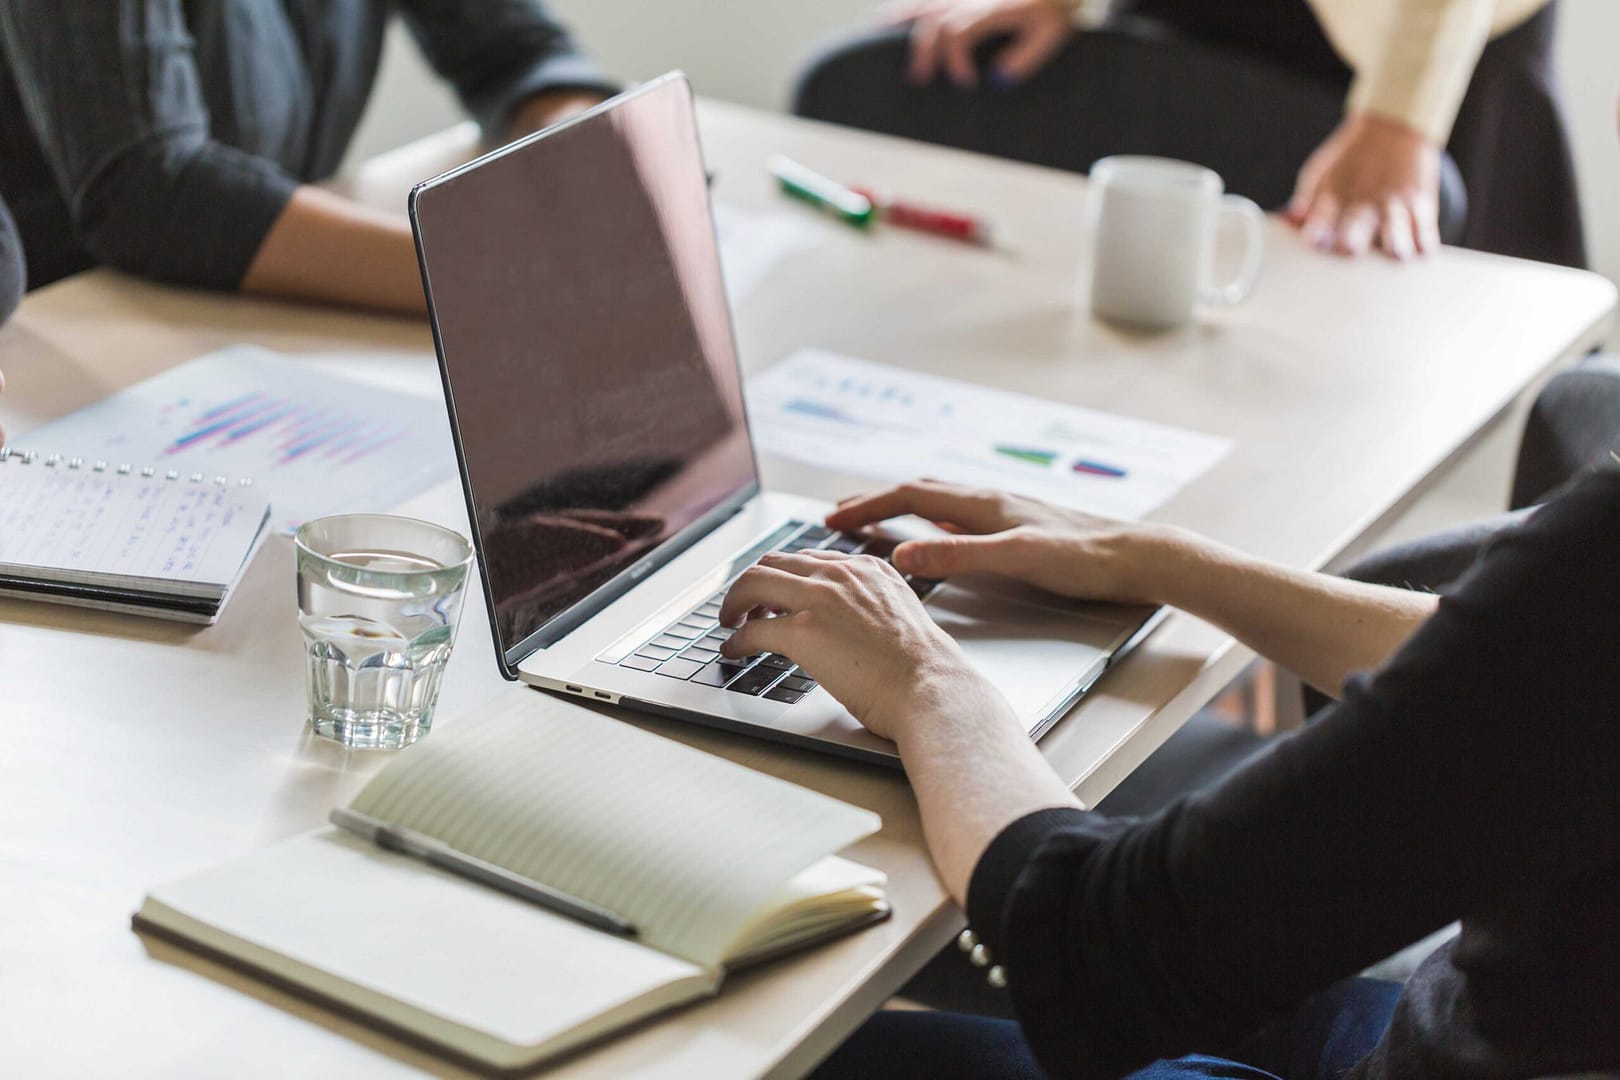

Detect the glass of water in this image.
[294,514,474,750]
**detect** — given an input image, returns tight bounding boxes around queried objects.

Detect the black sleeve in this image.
[0,1,299,288]
[396,0,618,138]
[966,467,1620,1079]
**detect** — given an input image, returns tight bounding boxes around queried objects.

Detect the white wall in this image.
[1554,0,1620,292]
[351,0,1618,291]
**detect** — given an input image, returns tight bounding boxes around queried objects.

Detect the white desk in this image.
[0,100,1612,1079]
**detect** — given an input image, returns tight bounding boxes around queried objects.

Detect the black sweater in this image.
[968,467,1620,1078]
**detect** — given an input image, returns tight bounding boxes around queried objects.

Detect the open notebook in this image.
[134,695,889,1073]
[0,450,270,622]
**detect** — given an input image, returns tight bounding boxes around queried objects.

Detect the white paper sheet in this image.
[745,350,1231,520]
[13,346,456,533]
[713,202,821,305]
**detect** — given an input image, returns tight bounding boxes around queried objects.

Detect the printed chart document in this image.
[14,346,456,533]
[746,349,1232,520]
[135,694,888,1073]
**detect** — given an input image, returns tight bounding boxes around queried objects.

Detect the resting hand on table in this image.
[1286,113,1442,260]
[883,0,1075,89]
[824,479,1188,605]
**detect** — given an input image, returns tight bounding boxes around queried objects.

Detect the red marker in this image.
[850,187,994,246]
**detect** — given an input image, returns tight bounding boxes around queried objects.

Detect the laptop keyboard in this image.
[606,520,940,704]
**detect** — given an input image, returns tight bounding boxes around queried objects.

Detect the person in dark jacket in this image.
[0,2,615,312]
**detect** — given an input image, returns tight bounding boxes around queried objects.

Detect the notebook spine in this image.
[0,447,253,487]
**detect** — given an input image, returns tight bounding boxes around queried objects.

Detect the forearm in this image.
[894,671,1079,903]
[1151,533,1438,698]
[241,186,425,314]
[1345,0,1494,142]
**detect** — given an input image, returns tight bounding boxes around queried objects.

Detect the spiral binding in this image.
[0,446,253,487]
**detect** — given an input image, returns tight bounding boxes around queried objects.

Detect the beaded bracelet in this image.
[957,929,1008,989]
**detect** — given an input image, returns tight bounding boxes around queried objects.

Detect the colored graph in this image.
[993,445,1059,467]
[165,392,406,466]
[17,345,457,532]
[782,398,860,425]
[1072,459,1128,479]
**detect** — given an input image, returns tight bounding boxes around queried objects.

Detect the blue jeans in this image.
[811,976,1402,1080]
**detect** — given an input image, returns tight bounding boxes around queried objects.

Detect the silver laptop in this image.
[409,73,1161,766]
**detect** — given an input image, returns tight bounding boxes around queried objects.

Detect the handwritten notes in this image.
[0,459,268,590]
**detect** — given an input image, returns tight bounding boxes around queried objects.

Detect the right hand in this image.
[717,549,993,743]
[881,0,1075,89]
[824,479,1193,605]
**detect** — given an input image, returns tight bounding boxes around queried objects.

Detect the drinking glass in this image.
[294,514,474,749]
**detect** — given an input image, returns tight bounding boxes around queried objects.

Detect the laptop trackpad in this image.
[925,577,1143,724]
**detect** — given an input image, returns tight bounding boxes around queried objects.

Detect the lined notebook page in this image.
[0,458,267,591]
[348,694,880,967]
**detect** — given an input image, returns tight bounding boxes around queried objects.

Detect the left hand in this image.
[506,88,607,141]
[1286,112,1442,260]
[717,549,996,743]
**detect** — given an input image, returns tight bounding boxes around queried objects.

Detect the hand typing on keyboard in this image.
[717,548,1003,743]
[611,520,941,704]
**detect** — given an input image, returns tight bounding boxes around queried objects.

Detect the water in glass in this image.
[296,523,470,749]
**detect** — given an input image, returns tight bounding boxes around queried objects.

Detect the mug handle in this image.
[1202,194,1265,307]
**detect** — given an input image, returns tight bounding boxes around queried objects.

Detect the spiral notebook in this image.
[0,449,271,622]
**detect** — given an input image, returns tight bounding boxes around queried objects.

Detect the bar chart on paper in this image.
[746,350,1231,520]
[14,346,456,531]
[166,392,412,467]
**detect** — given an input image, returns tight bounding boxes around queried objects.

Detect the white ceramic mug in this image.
[1084,156,1264,329]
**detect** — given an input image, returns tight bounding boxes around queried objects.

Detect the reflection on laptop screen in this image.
[414,79,757,658]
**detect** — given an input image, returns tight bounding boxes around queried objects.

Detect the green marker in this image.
[768,154,874,228]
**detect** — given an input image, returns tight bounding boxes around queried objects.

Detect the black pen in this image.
[330,807,638,937]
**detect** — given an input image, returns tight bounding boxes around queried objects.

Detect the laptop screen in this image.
[413,77,758,663]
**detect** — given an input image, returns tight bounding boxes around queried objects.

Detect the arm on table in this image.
[250,0,616,313]
[825,480,1437,700]
[240,188,425,314]
[0,3,428,313]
